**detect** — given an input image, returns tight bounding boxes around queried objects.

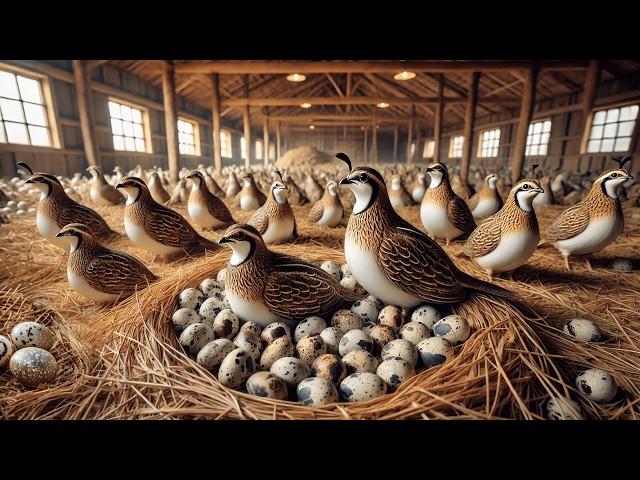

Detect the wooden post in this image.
[511,66,539,183]
[393,124,398,163]
[276,120,281,159]
[363,127,368,162]
[460,72,480,187]
[433,74,444,162]
[579,60,601,154]
[161,61,180,183]
[210,73,222,175]
[371,113,378,163]
[406,106,415,163]
[72,60,100,168]
[415,120,422,162]
[262,108,270,167]
[242,74,251,168]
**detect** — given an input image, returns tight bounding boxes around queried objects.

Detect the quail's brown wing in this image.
[85,248,157,295]
[58,198,115,238]
[378,224,466,304]
[101,183,125,205]
[207,193,235,223]
[144,205,205,248]
[463,215,502,258]
[401,187,415,206]
[467,192,480,211]
[257,189,267,206]
[448,195,477,234]
[546,203,590,241]
[247,206,269,235]
[307,200,324,223]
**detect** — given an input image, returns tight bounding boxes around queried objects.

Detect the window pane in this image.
[529,145,539,156]
[120,105,132,121]
[122,121,133,137]
[178,132,186,144]
[603,123,617,138]
[605,108,619,123]
[539,144,548,155]
[0,71,20,99]
[131,108,142,124]
[533,122,542,134]
[592,110,606,125]
[124,136,135,151]
[587,139,601,153]
[618,121,635,137]
[23,103,47,126]
[133,123,144,138]
[17,76,42,104]
[601,138,614,152]
[0,124,5,143]
[620,105,639,121]
[0,98,25,122]
[28,125,50,146]
[614,137,631,152]
[5,122,29,144]
[111,118,123,135]
[541,132,550,145]
[590,125,603,139]
[135,138,146,152]
[113,135,125,150]
[108,101,121,118]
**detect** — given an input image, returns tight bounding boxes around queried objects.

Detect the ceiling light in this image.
[300,102,312,109]
[287,73,306,82]
[376,102,390,108]
[394,70,416,81]
[309,125,315,130]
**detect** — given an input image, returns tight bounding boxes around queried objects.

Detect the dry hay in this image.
[0,197,639,420]
[275,146,334,170]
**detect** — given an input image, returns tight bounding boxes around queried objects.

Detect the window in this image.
[220,129,232,158]
[410,142,416,156]
[255,140,263,160]
[240,137,247,159]
[479,128,501,158]
[269,144,276,161]
[0,69,55,147]
[449,135,464,158]
[177,118,200,156]
[423,140,435,158]
[526,120,552,156]
[586,104,638,153]
[108,99,148,153]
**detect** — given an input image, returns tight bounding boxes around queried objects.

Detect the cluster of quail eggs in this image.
[0,321,58,388]
[0,199,35,219]
[171,261,472,406]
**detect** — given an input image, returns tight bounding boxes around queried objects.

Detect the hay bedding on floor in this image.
[0,199,638,419]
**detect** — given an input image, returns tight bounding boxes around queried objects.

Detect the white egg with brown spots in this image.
[369,324,396,355]
[319,327,344,355]
[563,318,601,343]
[259,336,294,370]
[179,323,213,356]
[213,309,240,339]
[339,329,373,357]
[200,278,224,298]
[378,305,405,331]
[546,396,584,420]
[381,339,418,367]
[0,335,13,368]
[320,260,341,281]
[350,298,380,323]
[294,316,327,343]
[339,372,387,402]
[196,338,235,372]
[246,371,288,400]
[240,321,262,336]
[10,322,54,350]
[310,354,347,385]
[377,357,415,390]
[575,368,617,403]
[340,275,366,295]
[331,309,363,333]
[296,376,339,406]
[171,308,200,333]
[411,304,441,329]
[261,322,291,344]
[417,337,453,368]
[365,295,384,311]
[199,297,225,327]
[340,263,352,278]
[296,334,326,366]
[608,258,633,272]
[342,349,379,375]
[432,315,470,345]
[270,356,310,386]
[233,329,263,361]
[9,347,58,388]
[218,348,255,389]
[399,321,431,345]
[178,288,204,311]
[216,268,227,284]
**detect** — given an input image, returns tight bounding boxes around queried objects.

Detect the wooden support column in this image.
[276,120,281,159]
[161,60,180,183]
[72,60,100,168]
[210,73,222,175]
[393,124,398,163]
[262,108,270,167]
[579,60,601,155]
[363,127,368,162]
[511,66,539,183]
[415,120,422,162]
[242,74,251,169]
[460,72,480,187]
[371,113,378,163]
[433,74,444,163]
[406,106,415,163]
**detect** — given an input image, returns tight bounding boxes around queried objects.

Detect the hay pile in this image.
[276,146,334,170]
[1,198,639,419]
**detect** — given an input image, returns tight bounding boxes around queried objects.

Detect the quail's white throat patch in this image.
[515,190,538,212]
[603,178,626,199]
[33,182,50,199]
[229,240,252,266]
[273,188,288,204]
[121,187,140,205]
[427,172,443,189]
[349,182,373,214]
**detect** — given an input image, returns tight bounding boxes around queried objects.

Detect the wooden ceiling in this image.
[103,60,640,131]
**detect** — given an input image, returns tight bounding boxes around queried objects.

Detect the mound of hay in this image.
[276,146,334,170]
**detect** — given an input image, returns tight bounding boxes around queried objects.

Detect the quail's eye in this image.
[236,232,245,240]
[611,172,618,178]
[522,184,530,190]
[358,173,368,182]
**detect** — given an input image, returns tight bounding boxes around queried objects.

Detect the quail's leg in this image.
[485,270,494,283]
[563,254,571,272]
[584,257,593,271]
[445,238,451,248]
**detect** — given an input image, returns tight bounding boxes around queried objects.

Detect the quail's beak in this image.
[624,175,634,180]
[56,230,70,238]
[339,177,354,185]
[115,182,125,189]
[25,178,34,184]
[425,167,434,173]
[534,187,544,194]
[218,236,233,245]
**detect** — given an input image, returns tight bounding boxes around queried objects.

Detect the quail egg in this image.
[381,339,418,367]
[218,348,255,389]
[259,336,294,370]
[339,329,374,357]
[17,200,29,210]
[198,297,225,326]
[240,321,262,336]
[233,329,263,361]
[310,354,347,385]
[270,356,310,386]
[246,371,288,400]
[340,263,352,277]
[9,347,58,388]
[362,321,376,335]
[575,368,618,403]
[319,327,344,355]
[216,268,227,284]
[261,322,291,344]
[368,324,397,355]
[179,323,214,356]
[294,316,327,343]
[196,338,235,372]
[296,376,339,406]
[608,258,633,272]
[365,295,384,311]
[296,334,327,366]
[563,318,601,343]
[546,396,584,420]
[376,357,415,390]
[171,308,201,333]
[340,275,366,295]
[350,298,380,323]
[342,350,379,374]
[432,315,471,345]
[200,278,224,298]
[178,288,204,310]
[378,305,405,331]
[213,309,240,339]
[417,337,454,368]
[339,372,387,402]
[320,260,341,281]
[331,309,363,333]
[221,294,231,310]
[10,322,54,350]
[399,321,431,345]
[411,304,442,329]
[1,335,14,368]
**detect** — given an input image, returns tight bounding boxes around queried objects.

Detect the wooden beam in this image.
[363,127,368,162]
[210,74,222,175]
[161,61,180,182]
[276,120,281,159]
[220,95,517,107]
[433,74,444,162]
[511,66,539,183]
[242,74,252,168]
[371,112,378,163]
[393,124,398,163]
[269,114,414,122]
[72,60,100,168]
[406,106,415,164]
[346,73,353,113]
[460,72,480,187]
[262,108,270,167]
[579,60,601,154]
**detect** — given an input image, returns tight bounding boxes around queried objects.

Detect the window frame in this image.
[240,136,247,160]
[177,116,201,157]
[255,139,263,160]
[582,102,639,154]
[448,135,464,159]
[525,119,552,157]
[220,129,232,158]
[423,139,435,159]
[108,97,153,154]
[478,128,501,158]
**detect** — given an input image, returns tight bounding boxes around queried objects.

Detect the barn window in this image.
[177,118,200,156]
[423,140,435,158]
[448,135,464,158]
[586,104,639,153]
[526,119,552,156]
[479,128,501,158]
[108,99,149,153]
[220,129,232,158]
[0,69,56,147]
[269,144,276,161]
[255,140,263,160]
[410,142,416,156]
[240,137,247,159]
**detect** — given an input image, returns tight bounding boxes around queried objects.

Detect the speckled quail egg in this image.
[1,335,14,368]
[218,348,255,389]
[198,297,225,327]
[417,337,454,368]
[216,268,227,284]
[294,316,327,343]
[261,322,291,344]
[381,339,418,367]
[296,376,339,406]
[575,368,618,403]
[362,321,376,335]
[399,321,431,345]
[340,275,366,295]
[233,329,263,361]
[296,334,327,366]
[432,315,471,345]
[369,324,397,355]
[196,338,235,372]
[310,354,347,385]
[213,309,240,339]
[171,308,201,333]
[546,396,584,420]
[9,347,58,388]
[240,321,262,336]
[411,304,442,329]
[340,372,387,402]
[365,295,384,311]
[17,200,29,210]
[378,305,405,331]
[179,323,214,356]
[16,209,26,217]
[221,294,231,310]
[339,329,374,357]
[341,263,352,277]
[270,356,310,386]
[259,336,294,370]
[320,260,342,281]
[246,371,288,400]
[351,298,381,323]
[608,258,633,272]
[331,309,363,333]
[319,327,344,355]
[563,318,601,343]
[342,350,379,374]
[377,357,415,390]
[199,278,224,297]
[178,288,204,310]
[10,322,54,350]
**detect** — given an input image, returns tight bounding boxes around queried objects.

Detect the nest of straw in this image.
[1,199,638,419]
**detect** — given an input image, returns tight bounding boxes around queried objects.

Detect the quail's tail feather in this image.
[457,271,517,302]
